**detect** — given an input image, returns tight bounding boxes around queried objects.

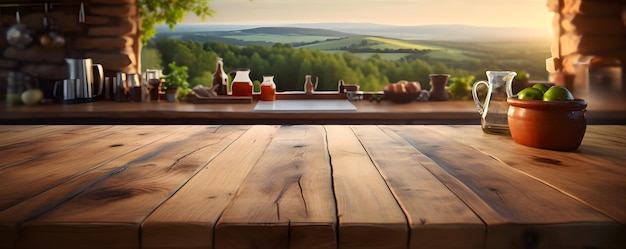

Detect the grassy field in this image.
[157,28,552,80]
[223,34,339,44]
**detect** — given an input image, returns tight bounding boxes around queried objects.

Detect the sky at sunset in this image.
[183,0,553,31]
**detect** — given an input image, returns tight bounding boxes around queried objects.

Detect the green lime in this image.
[517,87,543,100]
[543,86,574,101]
[6,93,22,104]
[531,83,550,93]
[21,89,44,105]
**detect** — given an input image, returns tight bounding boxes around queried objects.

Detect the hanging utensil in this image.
[79,2,85,25]
[40,3,65,48]
[6,10,35,49]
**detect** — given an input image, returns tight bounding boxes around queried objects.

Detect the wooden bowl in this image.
[507,98,587,151]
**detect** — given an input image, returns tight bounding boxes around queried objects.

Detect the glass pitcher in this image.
[472,71,517,134]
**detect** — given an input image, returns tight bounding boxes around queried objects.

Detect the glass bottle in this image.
[212,58,228,95]
[230,68,253,97]
[260,76,276,101]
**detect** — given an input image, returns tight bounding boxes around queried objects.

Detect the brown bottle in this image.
[213,58,229,95]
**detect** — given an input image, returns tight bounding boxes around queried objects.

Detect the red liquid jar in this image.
[260,76,276,101]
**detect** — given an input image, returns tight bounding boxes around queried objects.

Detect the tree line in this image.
[143,37,544,92]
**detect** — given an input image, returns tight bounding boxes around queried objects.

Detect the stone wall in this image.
[546,0,626,97]
[0,0,140,97]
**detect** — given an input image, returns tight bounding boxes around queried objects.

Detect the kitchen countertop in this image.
[2,95,626,124]
[0,125,624,249]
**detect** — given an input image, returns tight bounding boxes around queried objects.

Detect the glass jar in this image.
[260,76,276,101]
[6,72,31,106]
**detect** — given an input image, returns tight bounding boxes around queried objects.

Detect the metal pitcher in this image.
[65,58,103,101]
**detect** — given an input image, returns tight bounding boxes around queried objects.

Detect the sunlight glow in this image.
[184,0,553,32]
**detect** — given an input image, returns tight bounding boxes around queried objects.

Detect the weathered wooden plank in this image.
[214,125,336,249]
[352,125,485,249]
[0,125,177,211]
[0,125,182,249]
[325,126,408,249]
[141,125,280,249]
[430,125,626,224]
[0,125,128,170]
[586,125,626,139]
[0,125,97,148]
[388,125,623,249]
[580,126,626,162]
[0,125,44,138]
[4,126,248,249]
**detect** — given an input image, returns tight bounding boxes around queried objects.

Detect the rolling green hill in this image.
[153,26,551,80]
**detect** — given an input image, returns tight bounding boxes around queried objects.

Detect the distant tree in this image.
[171,44,196,74]
[432,62,450,75]
[140,46,162,72]
[190,71,213,88]
[148,38,487,92]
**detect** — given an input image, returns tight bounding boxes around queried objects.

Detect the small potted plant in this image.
[161,62,189,102]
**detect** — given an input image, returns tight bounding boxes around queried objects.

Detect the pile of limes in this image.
[516,84,574,101]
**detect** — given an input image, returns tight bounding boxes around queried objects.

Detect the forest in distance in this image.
[142,26,552,92]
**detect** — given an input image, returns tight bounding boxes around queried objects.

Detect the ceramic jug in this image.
[471,71,517,134]
[428,74,450,101]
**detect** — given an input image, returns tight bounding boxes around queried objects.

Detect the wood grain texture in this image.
[430,125,626,224]
[0,125,56,145]
[0,125,121,170]
[0,125,176,211]
[0,125,182,249]
[579,125,626,162]
[214,126,336,249]
[142,125,280,249]
[1,125,624,249]
[10,126,248,249]
[352,126,485,249]
[388,125,623,249]
[325,126,408,249]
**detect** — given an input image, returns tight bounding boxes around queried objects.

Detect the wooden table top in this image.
[0,125,624,249]
[2,98,626,124]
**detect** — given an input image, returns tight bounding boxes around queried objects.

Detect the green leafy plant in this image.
[446,75,474,100]
[176,87,194,102]
[161,62,190,91]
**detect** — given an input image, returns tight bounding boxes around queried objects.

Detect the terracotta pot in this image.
[507,98,587,151]
[428,74,450,101]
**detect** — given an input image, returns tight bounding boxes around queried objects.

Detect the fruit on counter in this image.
[517,87,543,100]
[531,83,550,93]
[384,80,421,94]
[543,86,574,101]
[6,93,22,105]
[21,89,44,105]
[515,85,575,101]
